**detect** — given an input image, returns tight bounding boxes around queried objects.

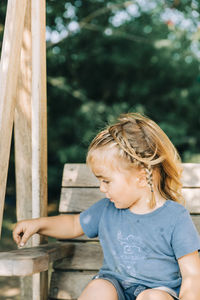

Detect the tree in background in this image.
[0,0,200,200]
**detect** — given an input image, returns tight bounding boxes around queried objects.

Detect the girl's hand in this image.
[13,219,40,247]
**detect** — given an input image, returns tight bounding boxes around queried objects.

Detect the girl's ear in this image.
[137,169,147,187]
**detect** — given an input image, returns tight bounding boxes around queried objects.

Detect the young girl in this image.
[13,113,200,300]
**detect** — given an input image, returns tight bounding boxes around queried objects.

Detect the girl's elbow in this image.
[73,214,84,238]
[180,274,200,298]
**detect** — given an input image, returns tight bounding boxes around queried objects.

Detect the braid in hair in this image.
[145,165,156,208]
[87,113,184,208]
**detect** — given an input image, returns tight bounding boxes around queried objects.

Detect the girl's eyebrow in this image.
[95,175,103,178]
[95,174,109,180]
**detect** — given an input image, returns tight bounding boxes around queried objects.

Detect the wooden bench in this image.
[0,163,200,299]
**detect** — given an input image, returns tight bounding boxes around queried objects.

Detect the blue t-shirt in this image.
[80,199,200,292]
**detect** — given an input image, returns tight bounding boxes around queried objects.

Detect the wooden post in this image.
[14,0,48,298]
[0,0,27,235]
[14,1,33,298]
[31,0,47,230]
[14,0,48,243]
[31,0,48,299]
[15,0,32,230]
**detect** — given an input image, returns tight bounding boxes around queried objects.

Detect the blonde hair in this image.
[87,112,184,208]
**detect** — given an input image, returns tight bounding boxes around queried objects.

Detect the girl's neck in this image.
[129,190,166,214]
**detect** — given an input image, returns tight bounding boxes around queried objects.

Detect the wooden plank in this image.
[59,235,99,242]
[53,242,103,270]
[31,0,48,298]
[31,0,47,240]
[0,0,27,235]
[59,187,200,214]
[50,271,95,300]
[191,215,200,234]
[62,164,99,187]
[59,187,104,213]
[13,1,33,297]
[183,188,200,213]
[181,163,200,187]
[0,242,71,276]
[14,0,32,236]
[62,163,200,188]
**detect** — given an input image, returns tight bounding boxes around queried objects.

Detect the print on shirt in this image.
[117,231,150,276]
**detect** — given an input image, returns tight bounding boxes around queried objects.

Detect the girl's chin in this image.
[109,198,127,209]
[114,203,126,209]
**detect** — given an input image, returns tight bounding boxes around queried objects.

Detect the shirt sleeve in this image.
[80,198,108,238]
[171,208,200,259]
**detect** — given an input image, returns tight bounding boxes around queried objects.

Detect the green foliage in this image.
[1,0,200,199]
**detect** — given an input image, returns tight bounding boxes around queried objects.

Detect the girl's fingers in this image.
[13,223,27,246]
[13,219,39,247]
[20,230,31,247]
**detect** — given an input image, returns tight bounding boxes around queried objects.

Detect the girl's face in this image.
[90,153,147,211]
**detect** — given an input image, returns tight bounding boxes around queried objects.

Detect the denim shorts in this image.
[93,274,179,300]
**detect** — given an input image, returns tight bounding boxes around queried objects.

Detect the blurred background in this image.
[0,0,200,298]
[0,0,200,239]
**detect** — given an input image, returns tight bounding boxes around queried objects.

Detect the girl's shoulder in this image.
[165,199,190,218]
[166,199,187,211]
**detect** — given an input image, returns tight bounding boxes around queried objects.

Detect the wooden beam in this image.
[0,242,71,276]
[31,0,47,238]
[14,1,33,298]
[14,0,32,228]
[61,163,200,188]
[31,0,48,299]
[0,0,27,236]
[14,0,48,298]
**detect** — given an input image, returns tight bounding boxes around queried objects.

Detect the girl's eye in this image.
[102,180,109,184]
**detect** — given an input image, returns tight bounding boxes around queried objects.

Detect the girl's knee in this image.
[78,278,118,300]
[137,289,174,300]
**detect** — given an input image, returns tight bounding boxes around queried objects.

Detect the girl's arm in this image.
[13,214,84,247]
[178,250,200,300]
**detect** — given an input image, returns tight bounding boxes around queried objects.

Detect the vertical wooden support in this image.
[15,0,32,230]
[14,0,47,298]
[31,0,47,229]
[0,0,27,236]
[14,1,33,298]
[31,0,48,299]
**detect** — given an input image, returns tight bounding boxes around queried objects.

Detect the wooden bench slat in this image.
[50,271,95,300]
[183,189,200,213]
[181,163,200,187]
[53,242,102,271]
[62,163,200,188]
[0,242,71,276]
[191,215,200,233]
[59,187,104,213]
[62,164,99,187]
[59,187,200,214]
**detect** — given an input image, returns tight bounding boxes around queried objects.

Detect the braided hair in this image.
[87,113,184,208]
